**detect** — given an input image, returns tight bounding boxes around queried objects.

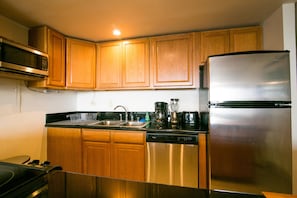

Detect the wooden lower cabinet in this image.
[47,127,82,173]
[83,141,111,177]
[82,129,111,176]
[82,129,145,181]
[48,127,206,186]
[111,131,145,181]
[198,133,208,189]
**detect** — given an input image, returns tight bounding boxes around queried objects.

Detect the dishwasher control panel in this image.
[146,133,198,144]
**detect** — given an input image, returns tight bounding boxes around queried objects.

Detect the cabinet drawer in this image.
[82,129,110,142]
[112,131,145,144]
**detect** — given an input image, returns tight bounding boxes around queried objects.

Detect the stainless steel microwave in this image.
[0,37,48,79]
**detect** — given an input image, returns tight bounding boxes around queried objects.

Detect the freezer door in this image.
[208,51,291,102]
[209,107,292,194]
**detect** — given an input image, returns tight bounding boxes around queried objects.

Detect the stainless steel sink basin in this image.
[88,120,149,128]
[122,121,148,127]
[90,120,124,126]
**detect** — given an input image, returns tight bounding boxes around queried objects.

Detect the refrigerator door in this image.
[207,51,291,102]
[209,107,292,194]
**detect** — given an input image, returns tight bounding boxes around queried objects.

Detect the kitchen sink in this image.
[94,120,124,126]
[88,120,149,128]
[122,121,148,127]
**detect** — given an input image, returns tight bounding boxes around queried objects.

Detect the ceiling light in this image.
[113,29,121,36]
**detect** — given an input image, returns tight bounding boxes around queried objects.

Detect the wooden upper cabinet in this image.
[66,38,96,89]
[96,38,150,89]
[200,26,262,63]
[230,26,263,52]
[122,38,150,88]
[200,30,230,63]
[28,26,66,88]
[150,33,194,87]
[96,42,122,88]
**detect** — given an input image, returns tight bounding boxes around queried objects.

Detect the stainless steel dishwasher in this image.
[146,130,198,188]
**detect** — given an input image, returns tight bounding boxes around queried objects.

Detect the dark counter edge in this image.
[48,171,265,198]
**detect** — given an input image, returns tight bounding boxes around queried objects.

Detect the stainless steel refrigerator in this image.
[206,51,292,194]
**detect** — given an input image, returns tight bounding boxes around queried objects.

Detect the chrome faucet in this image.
[113,105,128,122]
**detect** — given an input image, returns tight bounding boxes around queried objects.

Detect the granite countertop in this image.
[48,171,265,198]
[45,111,208,133]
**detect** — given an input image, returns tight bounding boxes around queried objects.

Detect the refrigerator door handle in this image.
[275,103,291,108]
[209,101,291,108]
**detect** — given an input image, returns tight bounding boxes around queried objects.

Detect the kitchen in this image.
[0,0,296,197]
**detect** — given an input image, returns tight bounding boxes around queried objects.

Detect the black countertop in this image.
[48,171,265,198]
[45,111,207,134]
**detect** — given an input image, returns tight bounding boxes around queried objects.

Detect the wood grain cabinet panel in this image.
[96,42,122,88]
[96,38,150,89]
[200,30,230,63]
[81,129,146,182]
[150,33,194,88]
[82,129,111,177]
[83,141,111,177]
[111,130,145,181]
[66,38,96,89]
[230,26,262,52]
[122,38,150,88]
[198,133,208,189]
[111,143,145,181]
[199,26,262,63]
[28,26,66,88]
[47,127,82,173]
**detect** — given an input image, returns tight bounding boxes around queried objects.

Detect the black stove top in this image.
[0,161,61,198]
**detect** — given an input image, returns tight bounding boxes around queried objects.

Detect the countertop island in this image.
[48,171,265,198]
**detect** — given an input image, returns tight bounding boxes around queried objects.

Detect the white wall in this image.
[262,6,284,50]
[282,3,297,194]
[263,3,297,194]
[0,15,77,161]
[77,89,199,112]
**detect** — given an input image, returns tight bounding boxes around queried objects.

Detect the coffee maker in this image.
[154,102,168,129]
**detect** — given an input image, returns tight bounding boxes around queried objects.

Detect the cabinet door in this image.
[198,133,208,189]
[83,141,110,177]
[66,38,96,89]
[96,42,122,88]
[82,129,111,177]
[111,143,145,181]
[47,127,82,173]
[200,30,229,63]
[230,26,262,52]
[111,131,145,181]
[150,33,194,87]
[122,38,150,88]
[28,26,66,88]
[47,29,66,87]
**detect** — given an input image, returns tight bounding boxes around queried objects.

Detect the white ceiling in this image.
[0,0,293,42]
